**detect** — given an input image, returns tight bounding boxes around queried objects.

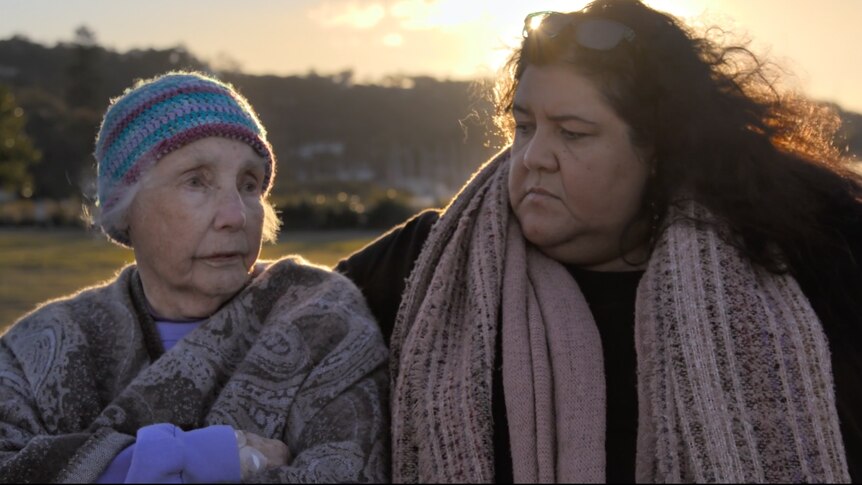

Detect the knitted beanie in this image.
[94,71,275,245]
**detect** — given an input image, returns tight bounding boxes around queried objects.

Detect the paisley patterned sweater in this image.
[0,257,389,483]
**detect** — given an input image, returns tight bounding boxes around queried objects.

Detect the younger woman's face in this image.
[508,63,651,270]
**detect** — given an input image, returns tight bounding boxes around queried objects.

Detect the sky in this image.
[1,0,861,113]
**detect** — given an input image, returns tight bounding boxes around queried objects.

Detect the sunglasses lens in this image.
[524,12,635,49]
[575,18,632,50]
[524,12,570,38]
[540,13,573,38]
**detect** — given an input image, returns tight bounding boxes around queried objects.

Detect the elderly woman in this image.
[0,72,388,483]
[337,1,862,482]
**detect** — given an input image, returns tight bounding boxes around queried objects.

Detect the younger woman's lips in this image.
[526,187,558,199]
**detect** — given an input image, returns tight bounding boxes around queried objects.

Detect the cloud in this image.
[382,32,404,47]
[307,0,490,32]
[390,0,487,30]
[307,1,386,30]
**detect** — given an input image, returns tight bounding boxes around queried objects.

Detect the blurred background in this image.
[1,0,861,327]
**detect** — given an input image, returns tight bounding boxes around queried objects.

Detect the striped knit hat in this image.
[94,71,274,244]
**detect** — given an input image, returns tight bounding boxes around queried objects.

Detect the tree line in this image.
[0,28,860,227]
[0,28,501,204]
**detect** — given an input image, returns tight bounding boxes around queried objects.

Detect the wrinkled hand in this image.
[235,429,291,480]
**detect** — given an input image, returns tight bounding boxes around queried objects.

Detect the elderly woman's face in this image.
[127,137,267,318]
[508,64,650,270]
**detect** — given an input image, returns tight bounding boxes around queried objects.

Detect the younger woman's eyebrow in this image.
[513,103,531,115]
[547,113,596,125]
[513,103,596,125]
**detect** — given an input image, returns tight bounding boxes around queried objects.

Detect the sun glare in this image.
[302,0,710,80]
[527,14,545,34]
[471,1,588,75]
[473,0,705,75]
[308,1,386,30]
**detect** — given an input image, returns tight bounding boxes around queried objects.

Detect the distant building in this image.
[296,141,345,160]
[289,139,492,200]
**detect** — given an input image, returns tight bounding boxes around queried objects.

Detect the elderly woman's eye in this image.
[186,176,205,188]
[241,178,262,194]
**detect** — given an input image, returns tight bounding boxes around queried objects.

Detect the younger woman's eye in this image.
[514,123,534,136]
[560,128,587,141]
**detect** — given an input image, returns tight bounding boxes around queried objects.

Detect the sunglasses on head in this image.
[523,11,635,50]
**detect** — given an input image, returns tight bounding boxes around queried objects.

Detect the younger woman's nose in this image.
[521,133,560,172]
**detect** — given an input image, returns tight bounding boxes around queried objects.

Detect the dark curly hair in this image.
[495,0,862,274]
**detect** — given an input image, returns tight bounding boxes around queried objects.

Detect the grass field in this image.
[0,227,381,331]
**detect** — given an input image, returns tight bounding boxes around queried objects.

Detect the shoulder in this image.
[807,191,862,272]
[251,256,387,370]
[390,208,441,244]
[396,208,442,237]
[334,208,441,277]
[351,208,441,259]
[792,193,862,342]
[251,256,380,332]
[254,255,366,301]
[3,266,136,343]
[332,209,441,344]
[1,267,138,370]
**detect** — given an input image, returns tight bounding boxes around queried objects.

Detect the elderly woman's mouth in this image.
[198,252,245,266]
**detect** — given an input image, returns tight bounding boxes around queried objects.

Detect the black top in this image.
[335,208,862,482]
[567,266,643,483]
[490,267,644,483]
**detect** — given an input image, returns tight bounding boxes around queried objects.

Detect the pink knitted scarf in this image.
[390,150,849,483]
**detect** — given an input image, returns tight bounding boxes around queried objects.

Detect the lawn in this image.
[0,227,381,331]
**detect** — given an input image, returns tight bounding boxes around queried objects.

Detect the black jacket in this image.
[336,208,862,482]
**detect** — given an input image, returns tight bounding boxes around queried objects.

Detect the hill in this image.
[0,31,859,205]
[0,33,500,203]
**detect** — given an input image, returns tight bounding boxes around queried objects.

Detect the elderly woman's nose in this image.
[522,133,559,172]
[213,187,247,230]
